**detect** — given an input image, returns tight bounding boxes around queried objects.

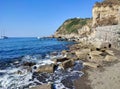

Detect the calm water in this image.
[0,37,73,62]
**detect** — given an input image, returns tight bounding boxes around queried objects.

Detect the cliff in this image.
[55,18,92,34]
[54,0,120,46]
[92,0,120,27]
[54,18,92,38]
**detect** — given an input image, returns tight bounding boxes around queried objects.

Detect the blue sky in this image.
[0,0,101,37]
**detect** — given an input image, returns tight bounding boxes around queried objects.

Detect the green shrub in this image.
[56,18,91,34]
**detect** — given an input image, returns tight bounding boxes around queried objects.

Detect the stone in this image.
[75,49,90,60]
[89,51,102,56]
[92,41,102,49]
[78,25,91,37]
[87,53,104,63]
[30,84,52,89]
[104,55,117,62]
[60,60,74,69]
[56,57,69,62]
[92,5,120,27]
[36,64,56,73]
[50,52,58,56]
[23,62,36,67]
[105,50,114,56]
[14,70,23,75]
[100,42,112,49]
[61,50,68,56]
[83,62,100,68]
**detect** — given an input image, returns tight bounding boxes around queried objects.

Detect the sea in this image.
[0,37,83,89]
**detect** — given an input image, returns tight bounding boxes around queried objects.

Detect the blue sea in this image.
[0,37,73,68]
[0,38,83,89]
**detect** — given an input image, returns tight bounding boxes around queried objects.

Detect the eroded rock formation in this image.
[92,2,120,27]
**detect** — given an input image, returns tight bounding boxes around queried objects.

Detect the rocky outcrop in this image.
[93,2,120,27]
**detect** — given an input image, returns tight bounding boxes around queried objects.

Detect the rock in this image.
[36,64,56,73]
[23,62,36,67]
[14,70,23,75]
[92,4,120,27]
[75,49,91,60]
[91,42,112,50]
[100,42,112,49]
[60,60,74,69]
[50,52,58,56]
[83,62,100,68]
[52,57,69,63]
[89,51,102,55]
[78,25,91,37]
[61,50,68,56]
[105,50,114,56]
[92,41,102,49]
[87,53,104,63]
[30,84,52,89]
[104,55,117,62]
[70,58,79,63]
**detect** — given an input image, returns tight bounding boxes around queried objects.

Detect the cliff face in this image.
[92,4,120,27]
[54,18,92,38]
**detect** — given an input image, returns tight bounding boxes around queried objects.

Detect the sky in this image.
[0,0,102,37]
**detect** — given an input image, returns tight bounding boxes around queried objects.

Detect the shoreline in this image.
[1,37,119,89]
[30,38,120,89]
[74,48,120,89]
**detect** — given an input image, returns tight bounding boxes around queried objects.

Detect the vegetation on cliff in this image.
[95,0,120,7]
[56,18,92,34]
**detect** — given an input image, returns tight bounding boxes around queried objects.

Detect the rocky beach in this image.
[0,0,120,89]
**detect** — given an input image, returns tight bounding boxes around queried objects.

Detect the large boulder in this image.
[75,49,91,60]
[60,60,74,69]
[87,52,104,63]
[36,64,56,73]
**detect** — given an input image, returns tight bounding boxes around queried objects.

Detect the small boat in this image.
[0,36,8,39]
[0,28,8,39]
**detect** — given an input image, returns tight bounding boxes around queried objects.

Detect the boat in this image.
[0,29,8,39]
[0,35,8,39]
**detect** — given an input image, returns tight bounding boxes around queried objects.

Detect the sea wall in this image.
[92,25,120,49]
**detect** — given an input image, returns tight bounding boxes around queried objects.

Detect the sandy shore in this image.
[74,49,120,89]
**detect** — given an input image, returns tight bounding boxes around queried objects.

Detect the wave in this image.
[0,53,84,89]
